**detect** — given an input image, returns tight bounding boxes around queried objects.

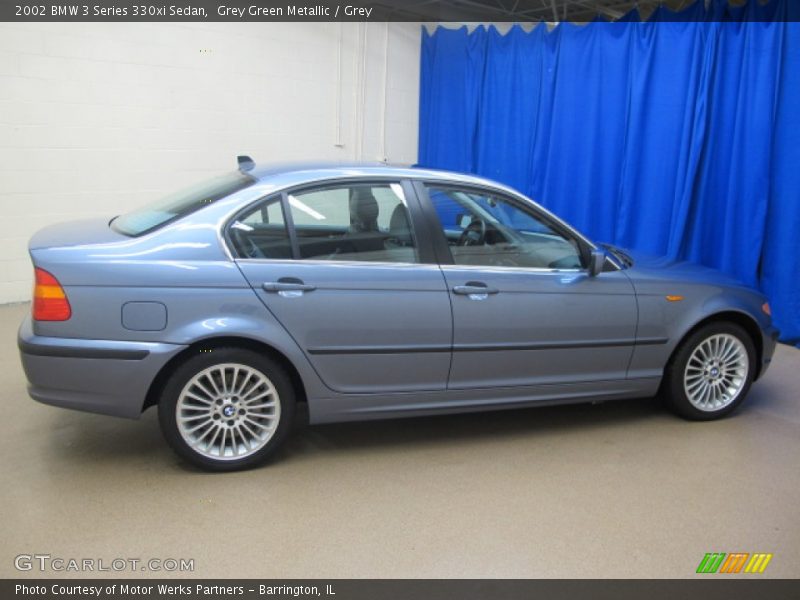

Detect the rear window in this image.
[111,172,256,236]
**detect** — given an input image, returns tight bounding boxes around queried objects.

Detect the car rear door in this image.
[416,181,638,391]
[231,179,453,394]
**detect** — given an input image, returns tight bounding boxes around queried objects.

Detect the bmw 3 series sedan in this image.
[18,160,779,470]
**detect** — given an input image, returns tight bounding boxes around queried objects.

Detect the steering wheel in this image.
[457,218,487,246]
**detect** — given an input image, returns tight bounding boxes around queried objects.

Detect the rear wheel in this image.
[158,348,295,471]
[664,322,755,420]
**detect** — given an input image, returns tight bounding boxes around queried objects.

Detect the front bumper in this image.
[757,325,780,380]
[18,316,186,419]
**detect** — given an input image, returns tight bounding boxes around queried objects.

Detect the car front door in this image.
[418,181,638,391]
[230,179,452,394]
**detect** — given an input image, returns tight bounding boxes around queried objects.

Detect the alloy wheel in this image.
[176,363,281,460]
[683,333,749,412]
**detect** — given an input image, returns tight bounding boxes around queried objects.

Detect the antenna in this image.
[237,155,255,172]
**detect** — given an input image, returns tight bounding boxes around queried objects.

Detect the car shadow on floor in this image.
[280,368,786,463]
[37,394,670,471]
[47,366,794,470]
[283,396,669,460]
[44,379,788,471]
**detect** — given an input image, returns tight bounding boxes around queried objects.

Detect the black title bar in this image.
[3,0,527,22]
[4,579,800,600]
[2,0,796,22]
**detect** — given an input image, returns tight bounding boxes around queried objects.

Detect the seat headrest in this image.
[389,203,410,233]
[350,188,379,231]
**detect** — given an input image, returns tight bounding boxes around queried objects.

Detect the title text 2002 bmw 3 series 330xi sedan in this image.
[18,159,779,471]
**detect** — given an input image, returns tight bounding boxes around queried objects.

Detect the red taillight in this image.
[32,268,71,321]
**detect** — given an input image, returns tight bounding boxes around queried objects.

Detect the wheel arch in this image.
[142,336,308,412]
[669,310,764,380]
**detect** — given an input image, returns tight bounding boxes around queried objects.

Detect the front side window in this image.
[287,182,417,263]
[427,185,584,270]
[112,171,255,236]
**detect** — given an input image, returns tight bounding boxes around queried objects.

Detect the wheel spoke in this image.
[229,427,240,456]
[243,390,273,404]
[184,420,211,435]
[206,426,222,454]
[234,370,253,395]
[191,380,215,401]
[185,391,213,406]
[685,376,704,388]
[222,428,230,457]
[228,367,239,395]
[718,337,732,362]
[180,412,209,422]
[246,402,276,411]
[240,379,261,399]
[244,415,275,432]
[235,425,249,453]
[195,424,216,445]
[240,420,260,440]
[712,382,723,406]
[205,371,224,397]
[720,344,736,364]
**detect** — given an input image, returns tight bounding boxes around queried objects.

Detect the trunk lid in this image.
[29,217,128,250]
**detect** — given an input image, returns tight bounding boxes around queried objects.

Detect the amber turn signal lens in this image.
[762,302,771,317]
[32,267,72,321]
[665,295,684,302]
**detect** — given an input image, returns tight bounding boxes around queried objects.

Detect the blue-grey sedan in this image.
[18,160,779,470]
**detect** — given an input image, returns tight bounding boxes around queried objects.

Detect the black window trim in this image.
[279,190,301,259]
[223,177,438,265]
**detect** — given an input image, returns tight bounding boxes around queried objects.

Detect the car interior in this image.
[228,183,584,270]
[428,187,585,270]
[228,184,418,263]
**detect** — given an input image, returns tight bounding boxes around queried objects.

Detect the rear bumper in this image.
[18,316,186,419]
[757,325,780,380]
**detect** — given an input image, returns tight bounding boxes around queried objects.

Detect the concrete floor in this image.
[1,302,798,579]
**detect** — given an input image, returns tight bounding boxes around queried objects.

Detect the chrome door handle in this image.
[262,280,316,295]
[452,283,499,299]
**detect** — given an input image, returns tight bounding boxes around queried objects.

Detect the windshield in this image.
[600,243,634,268]
[111,172,256,236]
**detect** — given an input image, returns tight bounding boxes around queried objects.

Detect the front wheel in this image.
[664,322,756,421]
[158,348,295,471]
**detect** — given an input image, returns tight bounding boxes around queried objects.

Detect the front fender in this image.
[628,284,773,380]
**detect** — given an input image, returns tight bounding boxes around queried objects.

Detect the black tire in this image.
[158,347,295,471]
[663,322,756,421]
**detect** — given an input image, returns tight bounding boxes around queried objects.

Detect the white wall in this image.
[0,22,421,303]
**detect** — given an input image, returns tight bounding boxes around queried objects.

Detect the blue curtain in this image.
[418,0,800,346]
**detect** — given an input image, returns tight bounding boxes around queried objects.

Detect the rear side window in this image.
[111,172,255,236]
[287,182,417,263]
[229,182,418,264]
[229,196,293,259]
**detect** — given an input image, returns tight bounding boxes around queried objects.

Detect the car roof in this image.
[248,161,509,190]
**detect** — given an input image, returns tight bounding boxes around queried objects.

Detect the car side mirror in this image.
[588,248,606,277]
